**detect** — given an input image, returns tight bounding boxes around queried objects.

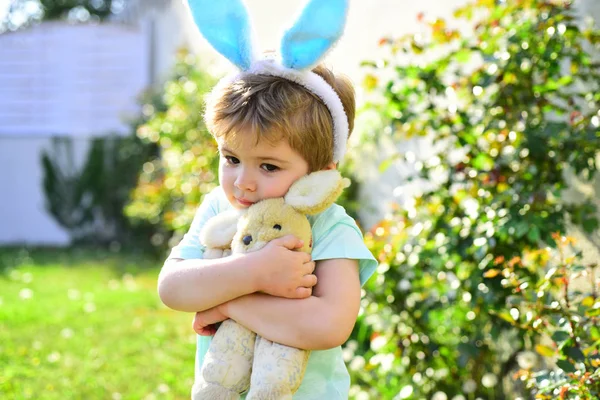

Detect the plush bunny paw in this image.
[193,320,257,399]
[246,335,310,399]
[191,382,241,400]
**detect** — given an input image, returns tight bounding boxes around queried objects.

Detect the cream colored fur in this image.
[192,170,349,400]
[199,209,242,259]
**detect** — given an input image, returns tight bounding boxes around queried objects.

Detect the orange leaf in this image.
[559,386,568,400]
[483,269,501,278]
[508,257,522,267]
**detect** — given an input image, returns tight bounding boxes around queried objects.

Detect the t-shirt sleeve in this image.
[167,187,223,260]
[310,205,378,286]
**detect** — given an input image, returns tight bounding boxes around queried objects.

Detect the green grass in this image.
[0,247,196,399]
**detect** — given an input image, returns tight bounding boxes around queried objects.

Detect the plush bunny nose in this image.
[242,235,252,245]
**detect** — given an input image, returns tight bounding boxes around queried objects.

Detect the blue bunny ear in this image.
[186,0,255,70]
[280,0,349,70]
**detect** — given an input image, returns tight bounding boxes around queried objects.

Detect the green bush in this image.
[42,135,155,248]
[37,0,114,20]
[348,0,600,398]
[124,49,219,249]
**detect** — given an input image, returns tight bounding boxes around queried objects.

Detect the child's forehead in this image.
[217,134,294,159]
[217,129,287,152]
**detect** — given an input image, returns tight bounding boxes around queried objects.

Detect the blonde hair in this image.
[204,64,355,172]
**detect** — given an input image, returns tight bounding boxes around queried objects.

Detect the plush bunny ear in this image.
[280,0,349,70]
[199,209,243,249]
[285,170,350,215]
[186,0,255,70]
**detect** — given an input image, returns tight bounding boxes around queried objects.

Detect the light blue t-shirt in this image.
[168,187,378,399]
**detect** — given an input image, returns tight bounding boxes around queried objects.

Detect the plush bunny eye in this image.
[273,224,282,230]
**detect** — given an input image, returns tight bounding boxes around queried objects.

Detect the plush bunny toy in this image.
[192,170,350,400]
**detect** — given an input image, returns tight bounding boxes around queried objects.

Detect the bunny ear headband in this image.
[186,0,350,163]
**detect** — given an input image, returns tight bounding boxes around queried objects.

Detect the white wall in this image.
[0,22,149,245]
[141,2,191,84]
[0,138,92,245]
[0,22,149,135]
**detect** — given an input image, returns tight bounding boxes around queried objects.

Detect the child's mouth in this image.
[236,198,255,207]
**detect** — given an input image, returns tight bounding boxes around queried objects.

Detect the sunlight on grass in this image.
[0,248,196,399]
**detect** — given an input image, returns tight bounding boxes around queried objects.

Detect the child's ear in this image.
[322,162,337,171]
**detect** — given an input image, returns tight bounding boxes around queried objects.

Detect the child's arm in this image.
[158,235,318,313]
[220,258,361,350]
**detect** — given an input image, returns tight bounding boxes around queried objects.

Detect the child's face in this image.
[217,133,309,210]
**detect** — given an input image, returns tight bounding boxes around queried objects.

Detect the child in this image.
[157,0,377,398]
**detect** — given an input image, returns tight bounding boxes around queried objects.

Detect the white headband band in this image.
[187,0,350,162]
[217,58,349,163]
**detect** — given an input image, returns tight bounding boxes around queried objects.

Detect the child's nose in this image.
[234,168,256,191]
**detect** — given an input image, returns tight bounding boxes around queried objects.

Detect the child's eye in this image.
[225,156,240,165]
[261,163,279,172]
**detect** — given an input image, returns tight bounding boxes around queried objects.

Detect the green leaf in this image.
[542,75,573,91]
[582,217,599,233]
[551,331,570,344]
[360,60,380,68]
[472,153,494,171]
[557,75,573,87]
[455,49,472,63]
[535,344,555,357]
[494,310,515,324]
[515,222,529,239]
[527,226,540,243]
[563,346,585,362]
[591,325,600,341]
[556,359,577,373]
[586,307,600,317]
[571,265,586,273]
[379,154,400,173]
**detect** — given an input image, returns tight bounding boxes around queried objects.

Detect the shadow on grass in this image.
[0,245,167,277]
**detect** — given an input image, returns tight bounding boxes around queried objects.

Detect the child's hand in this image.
[252,235,317,299]
[192,306,228,336]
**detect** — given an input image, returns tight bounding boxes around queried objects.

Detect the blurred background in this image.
[0,0,599,399]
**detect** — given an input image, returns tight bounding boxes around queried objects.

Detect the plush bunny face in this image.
[231,198,312,254]
[200,170,350,258]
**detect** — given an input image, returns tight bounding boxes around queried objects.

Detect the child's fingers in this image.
[192,312,217,335]
[194,324,217,336]
[271,234,303,250]
[192,312,201,331]
[301,273,318,288]
[294,286,312,299]
[303,260,315,273]
[198,327,217,336]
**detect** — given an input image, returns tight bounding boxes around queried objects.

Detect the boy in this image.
[159,41,376,400]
